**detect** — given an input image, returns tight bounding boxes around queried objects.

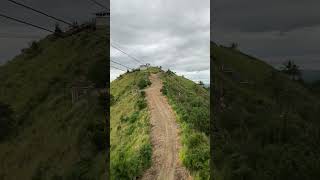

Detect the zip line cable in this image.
[7,0,73,26]
[88,0,109,10]
[111,65,126,72]
[0,13,54,33]
[111,43,145,65]
[111,59,133,70]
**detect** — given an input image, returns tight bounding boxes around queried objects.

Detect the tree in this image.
[54,23,63,35]
[71,21,79,29]
[230,42,239,49]
[281,60,301,81]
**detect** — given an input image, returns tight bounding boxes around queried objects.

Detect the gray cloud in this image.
[213,0,320,70]
[111,0,210,83]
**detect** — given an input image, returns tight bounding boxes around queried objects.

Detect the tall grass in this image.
[110,70,152,179]
[161,71,210,180]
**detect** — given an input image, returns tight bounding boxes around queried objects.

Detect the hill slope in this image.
[212,43,320,180]
[0,28,108,179]
[110,69,152,179]
[110,68,210,179]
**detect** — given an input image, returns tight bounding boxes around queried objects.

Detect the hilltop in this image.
[110,67,209,179]
[212,43,320,180]
[0,27,108,179]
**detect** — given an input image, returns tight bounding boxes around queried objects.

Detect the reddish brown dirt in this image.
[141,73,192,180]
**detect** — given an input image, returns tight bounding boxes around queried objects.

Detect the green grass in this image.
[0,28,107,179]
[212,43,320,180]
[161,71,210,180]
[110,70,152,179]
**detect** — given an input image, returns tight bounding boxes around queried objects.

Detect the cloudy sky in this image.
[111,0,210,83]
[0,0,105,64]
[213,0,320,70]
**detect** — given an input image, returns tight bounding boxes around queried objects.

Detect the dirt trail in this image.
[141,73,191,180]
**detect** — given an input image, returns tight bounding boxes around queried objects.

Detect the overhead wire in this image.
[7,0,73,26]
[88,0,109,11]
[111,59,133,70]
[0,13,55,33]
[111,43,146,65]
[110,65,126,72]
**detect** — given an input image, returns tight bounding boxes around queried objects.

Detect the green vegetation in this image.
[110,70,152,179]
[0,102,15,141]
[161,71,210,180]
[212,43,320,180]
[0,28,107,179]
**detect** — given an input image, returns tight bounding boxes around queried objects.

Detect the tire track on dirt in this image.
[141,73,192,180]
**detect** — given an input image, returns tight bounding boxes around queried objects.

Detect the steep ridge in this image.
[212,43,320,180]
[110,68,210,180]
[0,28,108,179]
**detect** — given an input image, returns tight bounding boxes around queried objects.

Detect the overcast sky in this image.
[0,0,105,64]
[213,0,320,70]
[111,0,210,83]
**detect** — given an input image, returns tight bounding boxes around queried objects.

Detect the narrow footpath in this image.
[141,73,191,180]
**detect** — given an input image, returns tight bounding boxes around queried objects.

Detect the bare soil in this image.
[141,73,192,180]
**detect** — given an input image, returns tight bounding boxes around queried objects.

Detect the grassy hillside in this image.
[212,44,320,180]
[110,67,210,179]
[110,69,152,179]
[0,28,108,179]
[161,70,210,180]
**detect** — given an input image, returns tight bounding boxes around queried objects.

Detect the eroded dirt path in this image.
[141,73,191,180]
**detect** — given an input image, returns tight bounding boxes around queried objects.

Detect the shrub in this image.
[54,23,63,36]
[161,87,168,95]
[182,131,210,179]
[138,79,148,89]
[0,102,14,141]
[137,99,147,110]
[91,122,106,151]
[120,112,139,124]
[120,115,129,123]
[111,143,152,180]
[98,92,107,109]
[139,143,152,167]
[140,91,146,97]
[110,94,115,106]
[129,112,139,123]
[87,58,107,88]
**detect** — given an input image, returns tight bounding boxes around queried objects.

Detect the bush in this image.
[138,79,149,89]
[110,93,115,106]
[129,112,139,123]
[137,99,147,110]
[140,91,146,97]
[182,131,210,179]
[139,143,152,167]
[161,87,168,95]
[120,112,139,123]
[0,102,14,141]
[85,119,106,151]
[111,143,152,180]
[98,92,107,109]
[91,122,106,151]
[87,58,107,88]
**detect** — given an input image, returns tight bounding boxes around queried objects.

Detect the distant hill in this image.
[301,70,320,83]
[0,27,107,179]
[212,44,320,180]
